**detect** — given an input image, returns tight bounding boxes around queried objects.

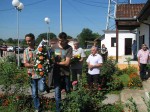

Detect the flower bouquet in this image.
[71,54,81,64]
[33,40,50,77]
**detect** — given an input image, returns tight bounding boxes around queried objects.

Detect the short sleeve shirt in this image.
[137,49,149,64]
[52,44,72,76]
[23,47,41,79]
[86,53,103,75]
[71,48,86,69]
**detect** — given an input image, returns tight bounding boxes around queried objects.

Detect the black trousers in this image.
[87,73,99,86]
[140,63,147,79]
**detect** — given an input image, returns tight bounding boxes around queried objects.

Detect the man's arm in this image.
[57,46,72,66]
[93,63,102,68]
[57,57,71,66]
[88,63,102,69]
[23,50,34,68]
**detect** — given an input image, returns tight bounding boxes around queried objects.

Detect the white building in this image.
[101,30,136,56]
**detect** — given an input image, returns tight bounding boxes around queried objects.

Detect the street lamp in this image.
[44,17,50,46]
[12,0,24,67]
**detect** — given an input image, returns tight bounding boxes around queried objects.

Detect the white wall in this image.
[102,31,136,56]
[138,16,150,48]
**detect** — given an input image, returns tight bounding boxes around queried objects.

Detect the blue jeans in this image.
[54,75,70,112]
[30,77,46,110]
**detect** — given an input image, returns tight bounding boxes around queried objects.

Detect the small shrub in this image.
[128,73,142,88]
[111,76,123,90]
[61,76,107,112]
[100,58,117,90]
[118,74,130,87]
[122,66,138,75]
[5,54,17,63]
[99,103,123,112]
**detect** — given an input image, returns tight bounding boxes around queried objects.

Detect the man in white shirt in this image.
[86,46,103,88]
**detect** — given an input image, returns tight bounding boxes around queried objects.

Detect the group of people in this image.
[23,33,150,111]
[23,32,107,112]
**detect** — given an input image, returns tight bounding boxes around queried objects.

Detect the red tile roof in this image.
[116,4,145,18]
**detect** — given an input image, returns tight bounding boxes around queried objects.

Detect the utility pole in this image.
[60,0,63,33]
[106,0,117,30]
[106,0,132,30]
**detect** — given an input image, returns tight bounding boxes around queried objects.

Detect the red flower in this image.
[72,81,78,86]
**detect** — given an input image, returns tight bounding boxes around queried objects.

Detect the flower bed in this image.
[0,94,56,111]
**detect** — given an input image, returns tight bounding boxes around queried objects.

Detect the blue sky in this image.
[0,0,147,40]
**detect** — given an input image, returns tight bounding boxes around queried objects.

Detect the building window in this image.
[139,35,145,49]
[111,37,116,47]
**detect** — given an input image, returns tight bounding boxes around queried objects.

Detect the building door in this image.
[125,38,132,55]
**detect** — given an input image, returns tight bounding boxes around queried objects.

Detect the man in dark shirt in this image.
[51,32,72,112]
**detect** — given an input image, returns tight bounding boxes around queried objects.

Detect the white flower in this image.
[36,60,41,64]
[39,69,42,71]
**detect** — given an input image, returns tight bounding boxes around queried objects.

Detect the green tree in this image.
[20,39,27,47]
[92,33,100,39]
[13,39,18,45]
[36,32,57,45]
[0,38,4,45]
[77,28,99,48]
[6,38,14,44]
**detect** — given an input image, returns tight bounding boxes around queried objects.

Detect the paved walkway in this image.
[120,78,150,112]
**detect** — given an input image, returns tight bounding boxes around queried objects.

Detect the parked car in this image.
[7,46,14,52]
[14,46,24,54]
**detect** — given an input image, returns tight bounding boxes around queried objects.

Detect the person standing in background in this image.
[86,46,103,89]
[132,40,137,60]
[101,44,108,62]
[137,44,149,81]
[71,40,86,82]
[0,45,3,57]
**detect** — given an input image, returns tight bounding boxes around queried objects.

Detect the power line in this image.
[65,0,104,28]
[0,0,48,12]
[73,0,108,4]
[71,0,108,8]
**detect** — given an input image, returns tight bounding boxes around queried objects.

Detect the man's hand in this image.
[88,64,94,69]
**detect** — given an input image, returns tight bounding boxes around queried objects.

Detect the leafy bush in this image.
[122,66,138,75]
[0,94,56,112]
[5,54,17,63]
[61,75,124,112]
[128,73,142,88]
[99,103,123,112]
[100,58,117,90]
[0,58,30,94]
[118,74,130,87]
[61,76,107,112]
[111,76,124,90]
